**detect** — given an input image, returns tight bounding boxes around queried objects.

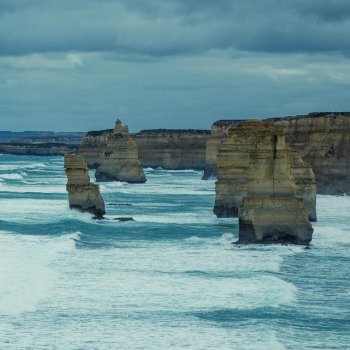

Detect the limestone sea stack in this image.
[290,151,317,221]
[214,121,313,244]
[95,120,146,183]
[214,121,298,217]
[64,153,105,218]
[238,197,313,245]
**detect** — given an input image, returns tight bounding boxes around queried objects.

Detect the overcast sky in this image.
[1,0,350,132]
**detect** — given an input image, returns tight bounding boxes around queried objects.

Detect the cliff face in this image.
[0,143,78,156]
[95,120,146,183]
[78,129,113,168]
[205,113,350,195]
[64,153,105,218]
[239,197,313,245]
[214,121,316,223]
[271,113,350,195]
[79,128,209,171]
[203,121,242,179]
[135,129,209,170]
[290,151,317,221]
[214,121,313,244]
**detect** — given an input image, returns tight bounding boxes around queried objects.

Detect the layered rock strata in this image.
[290,151,317,221]
[214,121,316,223]
[135,129,209,170]
[214,121,313,244]
[270,113,350,195]
[78,129,113,168]
[238,197,313,244]
[64,153,105,218]
[205,113,350,195]
[79,127,209,171]
[0,143,78,156]
[95,120,146,183]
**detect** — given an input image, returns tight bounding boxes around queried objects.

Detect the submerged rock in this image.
[112,217,135,222]
[64,152,105,218]
[95,120,146,183]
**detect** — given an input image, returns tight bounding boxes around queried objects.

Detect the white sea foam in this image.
[0,173,23,180]
[0,231,78,316]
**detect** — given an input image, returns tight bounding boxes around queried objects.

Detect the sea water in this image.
[0,154,349,349]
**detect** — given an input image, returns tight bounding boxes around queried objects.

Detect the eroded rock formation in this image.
[95,120,146,183]
[64,153,105,218]
[135,129,209,170]
[79,127,209,171]
[205,113,350,195]
[290,151,317,221]
[271,113,350,195]
[78,129,113,168]
[238,197,313,245]
[215,121,313,244]
[0,143,78,156]
[214,121,315,243]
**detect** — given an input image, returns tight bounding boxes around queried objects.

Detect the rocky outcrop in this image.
[270,112,350,195]
[135,129,209,170]
[290,151,317,221]
[0,143,78,156]
[95,120,146,183]
[238,197,313,245]
[79,127,210,171]
[205,113,350,195]
[214,121,313,244]
[214,121,316,222]
[203,120,242,179]
[64,153,105,218]
[78,129,113,168]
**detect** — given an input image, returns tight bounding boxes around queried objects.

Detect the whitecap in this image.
[0,173,23,180]
[0,231,78,316]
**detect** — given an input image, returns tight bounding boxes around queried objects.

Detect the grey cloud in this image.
[1,0,350,57]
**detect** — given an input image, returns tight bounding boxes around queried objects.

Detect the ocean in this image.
[0,154,349,349]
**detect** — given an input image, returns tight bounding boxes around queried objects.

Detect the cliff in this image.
[214,121,313,244]
[64,153,105,218]
[95,120,146,183]
[214,121,316,223]
[135,129,209,170]
[239,197,313,245]
[0,143,78,156]
[78,129,113,168]
[205,113,350,195]
[271,113,350,195]
[79,128,209,171]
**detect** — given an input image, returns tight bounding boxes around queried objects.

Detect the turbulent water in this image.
[0,154,349,349]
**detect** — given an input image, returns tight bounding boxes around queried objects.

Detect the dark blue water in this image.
[0,155,349,349]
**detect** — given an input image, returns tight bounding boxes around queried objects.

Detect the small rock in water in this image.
[113,217,135,222]
[108,203,133,207]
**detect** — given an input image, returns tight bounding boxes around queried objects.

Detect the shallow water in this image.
[0,154,349,349]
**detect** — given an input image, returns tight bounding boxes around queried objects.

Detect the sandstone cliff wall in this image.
[95,120,146,183]
[78,129,113,168]
[214,121,313,244]
[205,113,350,195]
[135,129,209,170]
[79,129,209,171]
[270,113,350,195]
[214,121,316,222]
[0,143,78,156]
